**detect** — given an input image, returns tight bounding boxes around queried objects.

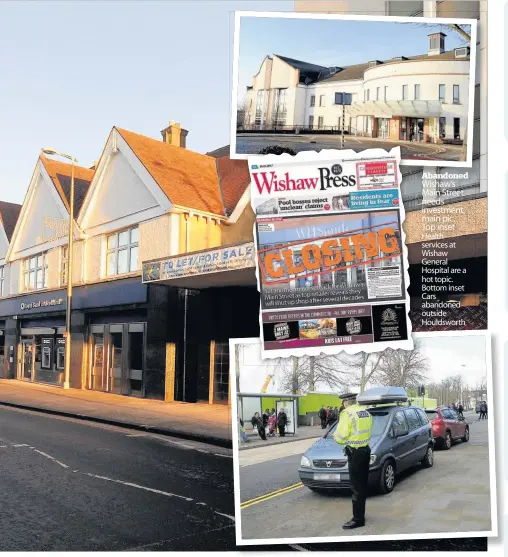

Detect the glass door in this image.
[108,328,123,394]
[91,332,106,391]
[20,340,34,381]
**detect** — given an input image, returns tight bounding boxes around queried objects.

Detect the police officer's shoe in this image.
[342,518,365,530]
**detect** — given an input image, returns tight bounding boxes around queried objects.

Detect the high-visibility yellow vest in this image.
[333,403,372,448]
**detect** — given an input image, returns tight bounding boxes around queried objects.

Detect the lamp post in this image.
[41,148,77,390]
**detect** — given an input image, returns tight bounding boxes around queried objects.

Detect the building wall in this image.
[139,214,172,262]
[221,205,255,246]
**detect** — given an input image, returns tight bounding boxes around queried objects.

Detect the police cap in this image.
[339,392,357,402]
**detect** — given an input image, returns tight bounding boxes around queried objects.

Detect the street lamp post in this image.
[41,148,77,390]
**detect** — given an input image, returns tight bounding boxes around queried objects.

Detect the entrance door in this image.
[417,119,424,142]
[20,340,34,381]
[108,329,123,394]
[377,119,388,139]
[91,333,107,391]
[453,118,460,139]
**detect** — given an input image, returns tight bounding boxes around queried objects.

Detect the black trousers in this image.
[279,425,286,436]
[347,445,371,522]
[320,418,327,429]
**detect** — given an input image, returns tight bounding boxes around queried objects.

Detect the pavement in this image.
[0,379,231,448]
[235,133,464,162]
[238,411,492,544]
[240,425,322,450]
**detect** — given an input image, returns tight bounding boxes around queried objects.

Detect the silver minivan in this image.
[298,387,434,494]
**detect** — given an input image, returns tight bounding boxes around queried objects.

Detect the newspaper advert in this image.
[249,148,413,358]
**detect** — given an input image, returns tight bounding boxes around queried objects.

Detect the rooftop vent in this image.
[368,60,382,67]
[455,46,470,58]
[391,56,408,62]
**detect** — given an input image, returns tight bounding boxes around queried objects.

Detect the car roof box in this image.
[357,386,408,405]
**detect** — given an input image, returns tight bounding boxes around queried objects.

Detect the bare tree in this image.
[335,352,385,393]
[279,354,350,394]
[376,341,428,390]
[236,100,250,129]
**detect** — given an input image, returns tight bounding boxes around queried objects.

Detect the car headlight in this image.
[369,455,377,465]
[300,455,311,468]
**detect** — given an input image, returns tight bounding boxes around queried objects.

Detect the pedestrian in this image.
[484,402,488,419]
[318,405,327,429]
[277,408,288,437]
[480,401,488,420]
[326,406,334,427]
[262,408,270,436]
[267,412,276,436]
[458,403,464,418]
[333,392,373,530]
[334,406,340,420]
[338,403,345,416]
[251,412,266,440]
[239,419,250,443]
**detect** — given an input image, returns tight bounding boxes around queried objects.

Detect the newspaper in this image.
[249,148,413,359]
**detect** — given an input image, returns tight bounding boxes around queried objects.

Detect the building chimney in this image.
[428,32,446,56]
[161,120,189,148]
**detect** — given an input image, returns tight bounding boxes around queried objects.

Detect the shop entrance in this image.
[376,118,389,139]
[88,323,146,396]
[20,340,34,381]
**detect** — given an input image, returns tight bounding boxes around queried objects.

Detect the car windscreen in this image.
[327,410,390,437]
[426,411,438,420]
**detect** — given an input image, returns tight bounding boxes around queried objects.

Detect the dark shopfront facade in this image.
[0,275,260,405]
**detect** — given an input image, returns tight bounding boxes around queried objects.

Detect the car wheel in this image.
[443,431,452,450]
[462,427,470,443]
[421,444,434,468]
[379,459,396,494]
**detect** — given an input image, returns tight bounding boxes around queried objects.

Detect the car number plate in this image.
[314,474,341,481]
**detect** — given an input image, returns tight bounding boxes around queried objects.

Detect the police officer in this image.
[333,392,373,530]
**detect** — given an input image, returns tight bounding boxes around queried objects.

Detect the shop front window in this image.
[106,226,139,277]
[213,342,230,404]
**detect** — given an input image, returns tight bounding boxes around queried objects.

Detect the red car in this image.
[425,407,469,450]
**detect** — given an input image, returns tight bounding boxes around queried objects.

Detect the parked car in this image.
[298,387,434,495]
[425,406,469,450]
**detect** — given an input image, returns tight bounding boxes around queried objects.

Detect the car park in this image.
[425,406,469,450]
[298,386,434,495]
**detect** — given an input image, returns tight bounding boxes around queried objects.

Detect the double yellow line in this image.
[240,482,304,509]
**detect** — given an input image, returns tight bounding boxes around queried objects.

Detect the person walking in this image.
[457,403,464,418]
[251,412,266,440]
[318,405,327,429]
[479,401,486,420]
[333,392,373,530]
[277,408,288,437]
[262,408,270,436]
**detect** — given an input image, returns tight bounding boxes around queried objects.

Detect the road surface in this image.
[238,412,491,545]
[235,134,464,162]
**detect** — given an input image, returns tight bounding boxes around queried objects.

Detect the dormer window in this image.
[455,47,469,58]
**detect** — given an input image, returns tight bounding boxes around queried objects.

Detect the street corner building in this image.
[240,33,470,146]
[0,122,259,405]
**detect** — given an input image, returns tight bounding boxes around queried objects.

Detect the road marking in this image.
[0,445,8,448]
[214,453,233,458]
[12,443,29,447]
[55,460,69,469]
[214,511,235,522]
[240,482,304,509]
[84,473,194,502]
[33,449,56,460]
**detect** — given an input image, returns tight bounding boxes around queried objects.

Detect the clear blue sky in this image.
[237,16,468,102]
[0,0,292,203]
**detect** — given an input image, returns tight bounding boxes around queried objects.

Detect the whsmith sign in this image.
[142,242,255,283]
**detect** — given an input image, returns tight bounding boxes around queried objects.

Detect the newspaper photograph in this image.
[249,148,413,358]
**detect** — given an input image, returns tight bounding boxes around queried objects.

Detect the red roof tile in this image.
[216,156,250,215]
[40,154,94,214]
[116,127,225,215]
[0,201,22,241]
